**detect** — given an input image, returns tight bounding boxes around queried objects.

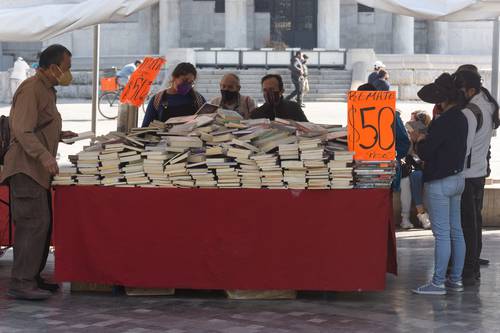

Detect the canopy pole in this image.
[492,17,499,100]
[91,24,101,135]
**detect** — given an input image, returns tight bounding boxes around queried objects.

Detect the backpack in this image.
[466,103,483,133]
[464,103,484,169]
[0,116,10,165]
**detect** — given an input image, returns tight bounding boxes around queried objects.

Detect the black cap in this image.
[418,73,459,104]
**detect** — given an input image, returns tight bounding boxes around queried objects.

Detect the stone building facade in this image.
[0,0,495,70]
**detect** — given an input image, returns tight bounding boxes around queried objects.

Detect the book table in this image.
[49,186,397,291]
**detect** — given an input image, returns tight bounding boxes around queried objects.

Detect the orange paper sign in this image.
[120,57,166,107]
[347,90,396,161]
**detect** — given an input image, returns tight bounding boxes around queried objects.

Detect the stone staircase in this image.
[55,68,352,102]
[195,68,352,103]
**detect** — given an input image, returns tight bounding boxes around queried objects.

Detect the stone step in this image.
[197,72,353,78]
[195,83,351,89]
[198,69,351,72]
[198,88,351,94]
[197,80,352,86]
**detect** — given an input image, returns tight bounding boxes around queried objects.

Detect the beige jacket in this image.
[1,71,62,189]
[210,94,256,120]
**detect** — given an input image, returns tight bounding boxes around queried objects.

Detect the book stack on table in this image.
[354,160,397,189]
[54,108,395,189]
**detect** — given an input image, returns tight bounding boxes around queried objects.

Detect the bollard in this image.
[117,103,138,133]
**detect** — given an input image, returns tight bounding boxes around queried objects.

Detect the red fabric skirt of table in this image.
[0,186,10,247]
[51,186,397,291]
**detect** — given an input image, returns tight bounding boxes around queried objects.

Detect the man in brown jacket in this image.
[1,44,77,300]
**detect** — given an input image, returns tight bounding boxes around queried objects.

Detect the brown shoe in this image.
[7,287,52,300]
[36,276,60,293]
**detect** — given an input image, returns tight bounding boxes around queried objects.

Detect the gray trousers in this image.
[9,173,51,289]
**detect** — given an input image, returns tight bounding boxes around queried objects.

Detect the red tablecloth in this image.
[0,186,10,247]
[53,186,397,291]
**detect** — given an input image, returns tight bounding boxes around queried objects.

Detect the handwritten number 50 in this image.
[357,106,395,150]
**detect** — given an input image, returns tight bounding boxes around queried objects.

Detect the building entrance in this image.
[263,0,318,49]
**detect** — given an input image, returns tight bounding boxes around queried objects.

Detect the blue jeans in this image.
[410,170,424,206]
[424,174,466,285]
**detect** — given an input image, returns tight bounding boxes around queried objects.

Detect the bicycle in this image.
[98,77,152,120]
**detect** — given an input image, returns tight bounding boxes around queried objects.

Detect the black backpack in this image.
[0,116,10,165]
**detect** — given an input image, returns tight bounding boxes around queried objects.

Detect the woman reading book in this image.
[142,62,206,127]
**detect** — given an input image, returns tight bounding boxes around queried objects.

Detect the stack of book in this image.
[354,160,396,189]
[75,151,101,185]
[54,111,376,190]
[52,166,77,185]
[165,152,193,187]
[282,160,307,189]
[329,151,355,189]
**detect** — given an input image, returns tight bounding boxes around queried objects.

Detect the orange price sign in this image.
[347,90,396,161]
[120,57,166,107]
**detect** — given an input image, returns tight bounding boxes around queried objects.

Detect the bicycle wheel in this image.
[98,92,120,120]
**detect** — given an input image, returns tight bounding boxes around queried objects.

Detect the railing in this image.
[195,48,346,69]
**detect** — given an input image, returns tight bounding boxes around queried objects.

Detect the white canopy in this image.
[358,0,500,21]
[0,0,158,133]
[0,0,157,42]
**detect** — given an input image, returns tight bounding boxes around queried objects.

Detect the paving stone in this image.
[0,230,499,332]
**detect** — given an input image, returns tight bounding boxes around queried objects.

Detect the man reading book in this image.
[250,74,308,122]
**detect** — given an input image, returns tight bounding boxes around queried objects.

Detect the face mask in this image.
[264,91,281,106]
[221,90,239,102]
[177,82,192,95]
[53,65,73,86]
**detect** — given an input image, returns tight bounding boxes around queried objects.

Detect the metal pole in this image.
[91,24,101,135]
[492,17,499,100]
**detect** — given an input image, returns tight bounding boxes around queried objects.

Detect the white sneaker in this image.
[400,217,414,229]
[418,213,431,229]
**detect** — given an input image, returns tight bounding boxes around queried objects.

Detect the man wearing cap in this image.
[368,61,386,85]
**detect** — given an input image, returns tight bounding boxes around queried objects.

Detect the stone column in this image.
[317,0,340,49]
[139,4,160,54]
[159,0,181,54]
[246,0,256,49]
[392,15,414,54]
[225,0,248,48]
[427,21,448,54]
[0,43,3,71]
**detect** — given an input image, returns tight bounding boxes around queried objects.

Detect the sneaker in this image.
[36,276,60,293]
[400,218,414,229]
[479,258,490,266]
[417,213,431,229]
[412,283,446,295]
[445,280,464,292]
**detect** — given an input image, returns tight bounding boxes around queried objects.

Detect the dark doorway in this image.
[268,0,318,49]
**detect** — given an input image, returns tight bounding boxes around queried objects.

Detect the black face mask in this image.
[264,91,281,106]
[221,90,239,102]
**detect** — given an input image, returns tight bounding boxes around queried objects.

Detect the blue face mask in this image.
[177,82,192,95]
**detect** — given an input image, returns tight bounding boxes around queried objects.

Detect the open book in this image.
[62,131,95,144]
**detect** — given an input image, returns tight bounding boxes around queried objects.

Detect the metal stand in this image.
[117,104,139,133]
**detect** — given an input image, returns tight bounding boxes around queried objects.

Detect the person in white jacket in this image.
[454,66,500,286]
[9,57,30,97]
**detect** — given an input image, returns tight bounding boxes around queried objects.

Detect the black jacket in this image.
[416,105,468,182]
[251,99,308,122]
